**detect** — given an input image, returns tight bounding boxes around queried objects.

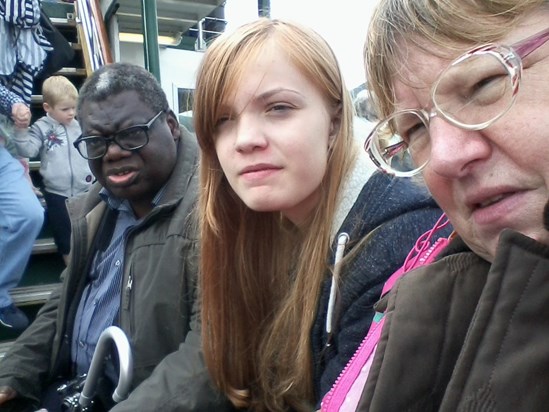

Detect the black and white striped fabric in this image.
[77,0,105,71]
[0,0,52,104]
[0,0,40,27]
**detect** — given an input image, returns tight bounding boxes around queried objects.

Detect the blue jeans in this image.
[0,146,44,307]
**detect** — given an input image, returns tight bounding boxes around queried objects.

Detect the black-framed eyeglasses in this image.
[364,26,549,177]
[74,110,165,160]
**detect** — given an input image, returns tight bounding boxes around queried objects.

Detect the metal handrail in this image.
[75,0,113,76]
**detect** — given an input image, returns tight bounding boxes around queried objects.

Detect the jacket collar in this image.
[330,147,377,242]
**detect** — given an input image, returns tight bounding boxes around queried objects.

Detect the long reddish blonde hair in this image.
[193,18,356,411]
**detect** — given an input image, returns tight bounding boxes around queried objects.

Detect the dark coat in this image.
[0,129,230,411]
[312,171,452,403]
[358,230,549,411]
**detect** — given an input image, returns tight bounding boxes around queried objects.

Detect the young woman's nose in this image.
[234,115,267,153]
[428,117,492,178]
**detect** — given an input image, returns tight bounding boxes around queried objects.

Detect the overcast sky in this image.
[224,0,379,90]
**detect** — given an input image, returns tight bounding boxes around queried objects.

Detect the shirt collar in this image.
[99,184,167,216]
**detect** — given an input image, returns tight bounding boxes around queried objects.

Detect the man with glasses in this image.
[0,63,230,411]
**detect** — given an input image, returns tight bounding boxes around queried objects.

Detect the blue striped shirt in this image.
[71,186,165,381]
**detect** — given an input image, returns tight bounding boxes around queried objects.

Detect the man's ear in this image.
[166,110,181,141]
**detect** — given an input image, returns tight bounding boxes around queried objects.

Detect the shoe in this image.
[0,304,29,331]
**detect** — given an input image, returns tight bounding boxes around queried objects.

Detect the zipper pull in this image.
[123,275,133,310]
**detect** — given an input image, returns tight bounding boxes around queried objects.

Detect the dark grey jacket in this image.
[357,230,549,411]
[312,170,452,403]
[0,129,231,411]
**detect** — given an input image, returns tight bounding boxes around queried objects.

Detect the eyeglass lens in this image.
[370,111,430,175]
[370,49,516,175]
[433,51,516,127]
[79,127,149,159]
[76,111,164,159]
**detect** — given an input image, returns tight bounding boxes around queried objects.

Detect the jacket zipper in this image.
[322,315,383,411]
[64,123,76,196]
[322,236,450,411]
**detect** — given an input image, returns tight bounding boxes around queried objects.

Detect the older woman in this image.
[354,0,549,411]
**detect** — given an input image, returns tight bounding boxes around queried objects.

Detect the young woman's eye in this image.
[269,104,292,113]
[215,115,231,127]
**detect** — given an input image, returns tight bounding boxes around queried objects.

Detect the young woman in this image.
[193,18,448,411]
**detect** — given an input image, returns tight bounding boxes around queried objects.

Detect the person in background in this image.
[0,0,52,105]
[0,63,227,411]
[355,0,549,410]
[0,83,44,332]
[353,88,377,149]
[193,18,449,411]
[14,75,93,265]
[353,88,377,123]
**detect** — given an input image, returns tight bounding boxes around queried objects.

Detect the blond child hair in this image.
[42,76,78,107]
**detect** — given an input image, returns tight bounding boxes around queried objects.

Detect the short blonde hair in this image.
[42,75,78,106]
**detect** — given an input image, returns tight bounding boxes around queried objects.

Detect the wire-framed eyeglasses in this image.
[364,26,549,177]
[74,110,165,160]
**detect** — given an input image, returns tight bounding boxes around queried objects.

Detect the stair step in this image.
[10,284,58,306]
[56,67,87,76]
[50,16,77,27]
[31,95,42,105]
[33,238,58,254]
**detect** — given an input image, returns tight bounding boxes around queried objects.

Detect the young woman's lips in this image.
[240,164,282,181]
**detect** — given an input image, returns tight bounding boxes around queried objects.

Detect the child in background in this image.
[14,76,93,265]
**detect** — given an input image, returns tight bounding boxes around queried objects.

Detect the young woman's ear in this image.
[328,105,342,148]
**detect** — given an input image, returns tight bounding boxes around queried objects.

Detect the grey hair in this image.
[77,63,170,115]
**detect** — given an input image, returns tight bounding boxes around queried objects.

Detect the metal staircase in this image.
[0,0,110,355]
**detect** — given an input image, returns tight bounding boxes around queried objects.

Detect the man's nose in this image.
[104,138,132,160]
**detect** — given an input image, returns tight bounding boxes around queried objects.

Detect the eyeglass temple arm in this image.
[514,27,549,59]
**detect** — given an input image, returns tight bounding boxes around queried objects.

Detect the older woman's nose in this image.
[428,118,492,178]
